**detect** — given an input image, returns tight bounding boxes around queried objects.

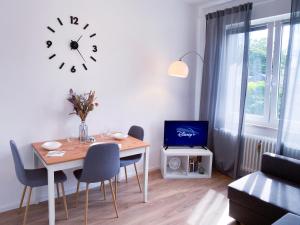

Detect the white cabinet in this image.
[160,147,213,179]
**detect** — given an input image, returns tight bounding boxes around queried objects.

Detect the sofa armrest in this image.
[261,152,300,184]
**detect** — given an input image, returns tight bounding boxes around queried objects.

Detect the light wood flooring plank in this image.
[0,170,238,225]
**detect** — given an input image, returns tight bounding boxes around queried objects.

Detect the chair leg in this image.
[56,183,60,199]
[102,181,106,200]
[19,186,27,212]
[61,183,69,220]
[75,181,80,208]
[124,166,128,183]
[109,180,119,218]
[114,176,117,199]
[23,187,32,225]
[134,163,142,193]
[85,183,89,225]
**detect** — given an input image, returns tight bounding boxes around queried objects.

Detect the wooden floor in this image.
[0,170,238,225]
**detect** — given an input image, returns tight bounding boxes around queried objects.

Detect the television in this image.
[163,121,208,148]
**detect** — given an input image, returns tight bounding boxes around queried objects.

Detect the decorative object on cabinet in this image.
[168,157,181,170]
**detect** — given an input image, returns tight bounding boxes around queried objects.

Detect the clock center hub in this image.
[70,40,79,50]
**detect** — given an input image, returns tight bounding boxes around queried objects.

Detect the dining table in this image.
[32,134,150,225]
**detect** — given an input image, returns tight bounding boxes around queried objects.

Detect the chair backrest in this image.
[10,140,26,185]
[128,125,144,160]
[80,143,120,183]
[128,125,144,141]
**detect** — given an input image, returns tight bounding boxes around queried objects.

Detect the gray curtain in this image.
[200,3,252,178]
[276,0,300,159]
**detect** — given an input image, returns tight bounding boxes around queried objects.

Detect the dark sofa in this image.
[228,153,300,225]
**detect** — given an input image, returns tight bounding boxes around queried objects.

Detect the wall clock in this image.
[46,16,98,73]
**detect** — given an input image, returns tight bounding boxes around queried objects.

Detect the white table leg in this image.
[143,146,149,203]
[32,151,39,204]
[47,168,55,225]
[209,155,213,178]
[33,151,39,169]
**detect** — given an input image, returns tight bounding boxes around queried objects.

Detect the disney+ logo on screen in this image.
[176,127,199,138]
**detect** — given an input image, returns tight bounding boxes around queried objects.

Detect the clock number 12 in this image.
[70,16,79,25]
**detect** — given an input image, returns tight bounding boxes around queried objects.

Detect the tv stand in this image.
[160,147,213,179]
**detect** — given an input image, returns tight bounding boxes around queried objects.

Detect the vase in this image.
[79,121,88,143]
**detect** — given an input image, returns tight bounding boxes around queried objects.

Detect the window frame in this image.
[245,22,273,127]
[245,19,290,129]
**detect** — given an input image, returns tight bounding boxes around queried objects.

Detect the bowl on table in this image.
[41,141,62,151]
[112,132,128,140]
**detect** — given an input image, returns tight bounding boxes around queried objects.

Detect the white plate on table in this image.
[41,141,62,151]
[112,133,128,140]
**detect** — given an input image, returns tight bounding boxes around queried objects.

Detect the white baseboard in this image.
[0,166,160,213]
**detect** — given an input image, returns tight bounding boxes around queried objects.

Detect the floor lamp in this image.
[168,51,204,78]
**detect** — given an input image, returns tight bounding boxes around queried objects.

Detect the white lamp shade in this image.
[168,60,189,78]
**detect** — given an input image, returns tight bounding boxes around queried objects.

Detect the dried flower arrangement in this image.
[67,89,98,122]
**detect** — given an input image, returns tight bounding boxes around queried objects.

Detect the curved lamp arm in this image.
[179,50,204,62]
[168,51,204,78]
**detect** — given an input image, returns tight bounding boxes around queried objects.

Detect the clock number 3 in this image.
[46,40,52,48]
[92,45,97,52]
[71,66,76,73]
[70,16,79,25]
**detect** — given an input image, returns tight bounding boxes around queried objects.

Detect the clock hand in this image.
[76,35,83,42]
[77,49,86,62]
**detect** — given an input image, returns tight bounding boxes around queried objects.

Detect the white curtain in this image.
[277,0,300,159]
[216,31,246,135]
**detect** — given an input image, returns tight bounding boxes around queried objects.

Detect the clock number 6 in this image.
[71,66,76,73]
[46,40,52,48]
[92,45,97,52]
[70,16,79,25]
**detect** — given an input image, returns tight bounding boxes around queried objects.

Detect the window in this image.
[246,26,268,117]
[245,20,290,127]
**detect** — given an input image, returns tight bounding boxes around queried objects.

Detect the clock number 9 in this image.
[71,66,76,73]
[46,40,52,48]
[92,45,97,52]
[70,16,79,25]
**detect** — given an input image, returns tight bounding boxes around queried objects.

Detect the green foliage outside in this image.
[245,81,265,115]
[248,37,267,76]
[245,36,267,115]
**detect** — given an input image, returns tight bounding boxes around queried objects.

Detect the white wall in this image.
[194,0,292,118]
[0,0,197,212]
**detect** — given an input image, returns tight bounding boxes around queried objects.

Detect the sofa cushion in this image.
[262,153,300,184]
[228,171,300,218]
[272,213,300,225]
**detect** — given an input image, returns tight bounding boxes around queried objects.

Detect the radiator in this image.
[241,134,276,173]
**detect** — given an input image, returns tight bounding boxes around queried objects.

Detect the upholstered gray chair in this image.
[119,125,144,193]
[10,140,68,225]
[73,143,120,225]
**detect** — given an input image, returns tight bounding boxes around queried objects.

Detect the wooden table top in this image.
[32,135,149,165]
